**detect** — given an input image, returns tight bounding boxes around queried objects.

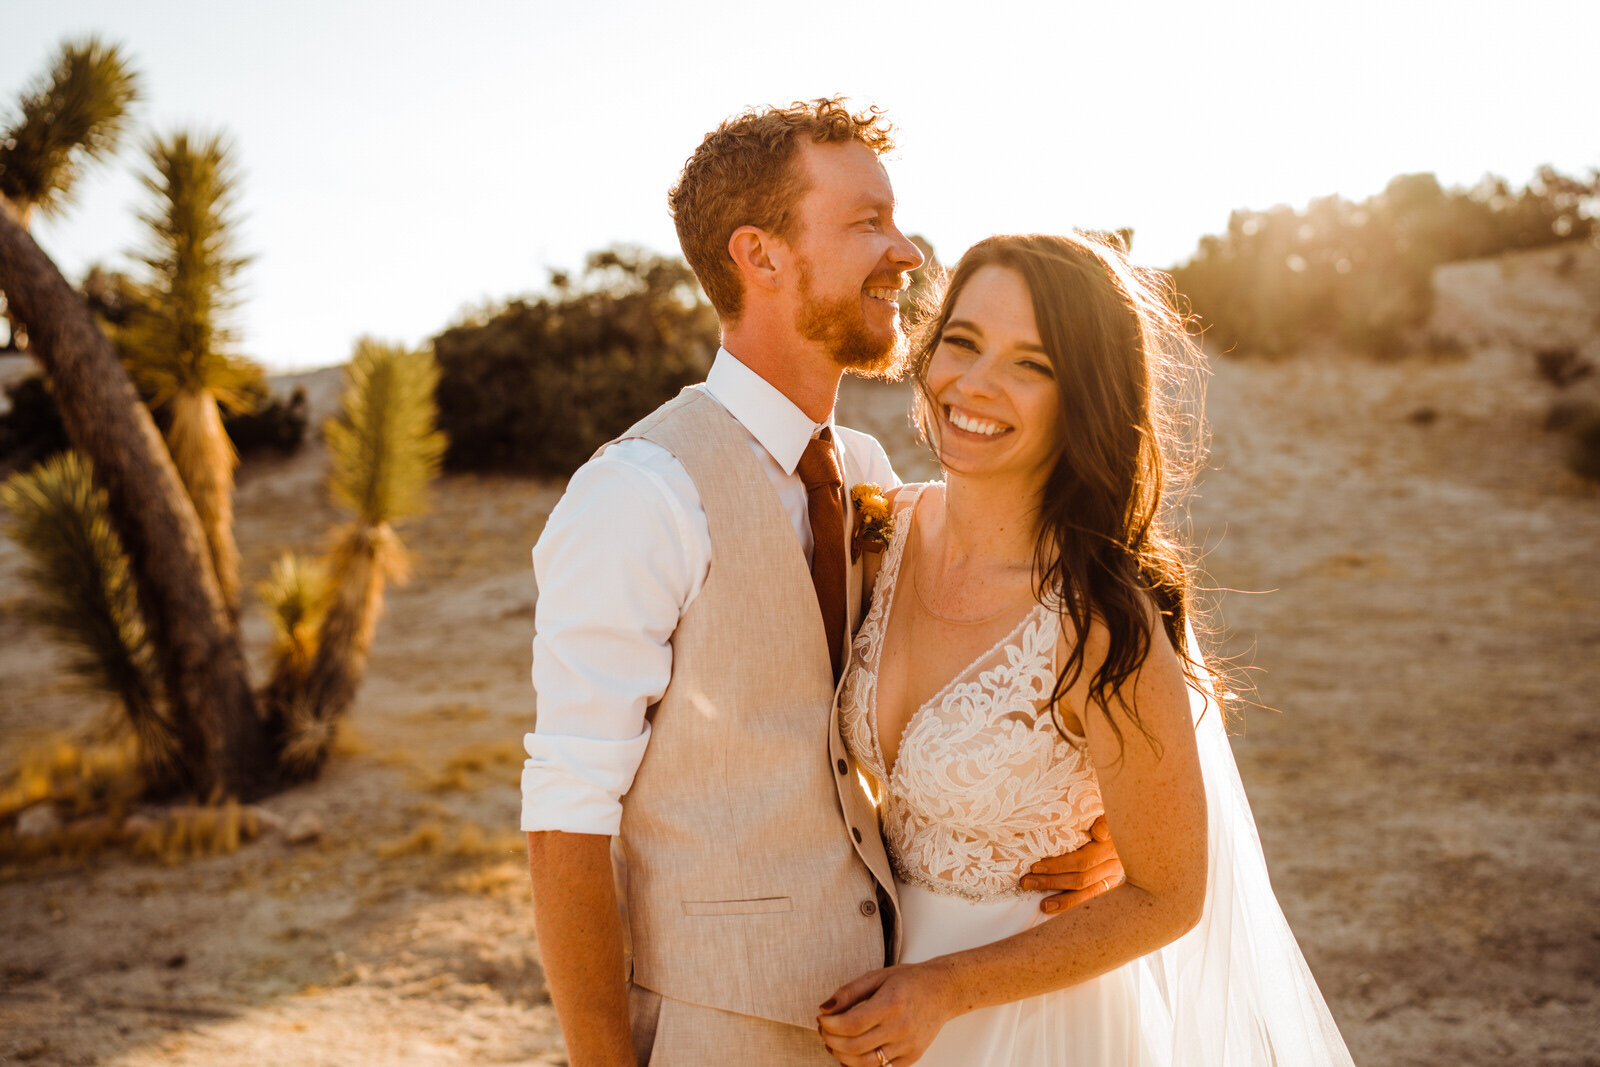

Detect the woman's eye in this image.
[941,335,977,351]
[1019,359,1053,375]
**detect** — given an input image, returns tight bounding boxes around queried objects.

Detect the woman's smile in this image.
[943,404,1013,438]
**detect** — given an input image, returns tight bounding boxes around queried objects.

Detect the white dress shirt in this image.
[520,350,900,835]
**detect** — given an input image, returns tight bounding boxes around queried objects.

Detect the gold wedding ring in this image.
[875,1049,892,1067]
[1100,877,1111,892]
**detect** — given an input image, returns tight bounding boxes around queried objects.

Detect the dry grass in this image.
[0,734,264,872]
[416,738,522,794]
[127,799,262,865]
[375,818,523,861]
[443,739,522,775]
[448,858,526,898]
[0,734,141,824]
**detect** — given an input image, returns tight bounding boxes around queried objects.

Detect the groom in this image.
[522,99,1118,1066]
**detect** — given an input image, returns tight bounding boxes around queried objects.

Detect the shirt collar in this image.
[704,348,833,476]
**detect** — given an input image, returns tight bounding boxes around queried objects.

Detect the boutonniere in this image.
[850,483,894,562]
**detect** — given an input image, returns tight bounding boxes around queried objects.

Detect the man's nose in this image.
[888,228,923,272]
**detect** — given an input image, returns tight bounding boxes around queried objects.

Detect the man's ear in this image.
[729,225,787,296]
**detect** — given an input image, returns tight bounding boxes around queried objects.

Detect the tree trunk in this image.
[2,202,33,351]
[168,389,242,619]
[0,200,274,800]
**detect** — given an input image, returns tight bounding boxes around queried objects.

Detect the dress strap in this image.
[894,481,932,516]
[875,482,930,592]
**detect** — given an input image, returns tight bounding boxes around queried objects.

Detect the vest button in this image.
[852,827,863,844]
[837,758,848,775]
[859,899,877,916]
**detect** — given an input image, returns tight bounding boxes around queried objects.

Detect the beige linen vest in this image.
[605,386,899,1029]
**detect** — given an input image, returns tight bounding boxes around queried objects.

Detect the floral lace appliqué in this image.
[838,488,1105,902]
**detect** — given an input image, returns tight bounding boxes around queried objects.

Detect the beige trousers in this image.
[630,985,838,1066]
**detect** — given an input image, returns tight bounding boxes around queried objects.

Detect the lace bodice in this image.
[839,486,1105,902]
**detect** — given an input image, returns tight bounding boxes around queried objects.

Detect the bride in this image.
[818,234,1354,1066]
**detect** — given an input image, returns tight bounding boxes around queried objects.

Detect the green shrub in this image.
[224,382,309,458]
[0,374,70,468]
[432,246,718,475]
[1173,166,1598,359]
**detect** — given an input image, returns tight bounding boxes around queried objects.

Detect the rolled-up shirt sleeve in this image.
[521,442,704,836]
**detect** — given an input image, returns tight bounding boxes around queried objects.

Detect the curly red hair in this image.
[668,97,895,321]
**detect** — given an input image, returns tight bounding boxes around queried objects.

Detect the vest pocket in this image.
[680,896,793,916]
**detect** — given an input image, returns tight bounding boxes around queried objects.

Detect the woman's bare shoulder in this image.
[885,480,939,516]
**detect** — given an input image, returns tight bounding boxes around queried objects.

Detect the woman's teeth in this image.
[947,408,1009,436]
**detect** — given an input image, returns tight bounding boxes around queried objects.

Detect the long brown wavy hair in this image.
[910,233,1211,752]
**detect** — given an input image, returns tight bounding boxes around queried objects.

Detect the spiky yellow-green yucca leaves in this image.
[259,551,328,663]
[0,37,142,224]
[258,551,327,698]
[327,338,447,527]
[0,453,177,780]
[120,131,255,411]
[257,551,329,775]
[118,130,257,614]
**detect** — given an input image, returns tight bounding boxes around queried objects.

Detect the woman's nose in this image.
[956,358,1000,399]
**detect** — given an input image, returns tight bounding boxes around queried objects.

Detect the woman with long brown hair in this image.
[818,234,1353,1065]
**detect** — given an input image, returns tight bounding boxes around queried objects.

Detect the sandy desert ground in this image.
[1,241,1597,1065]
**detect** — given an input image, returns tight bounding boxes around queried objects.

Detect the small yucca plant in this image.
[0,453,177,785]
[117,130,256,617]
[275,339,445,777]
[257,551,327,750]
[259,551,328,670]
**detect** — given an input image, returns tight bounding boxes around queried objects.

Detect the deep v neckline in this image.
[866,488,1048,783]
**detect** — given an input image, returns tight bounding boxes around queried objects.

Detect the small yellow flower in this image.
[850,482,895,560]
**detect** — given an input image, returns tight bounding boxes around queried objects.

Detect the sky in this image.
[5,0,1596,372]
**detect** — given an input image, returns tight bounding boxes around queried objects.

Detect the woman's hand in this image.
[816,962,957,1066]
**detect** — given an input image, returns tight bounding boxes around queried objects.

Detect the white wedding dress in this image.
[837,486,1354,1066]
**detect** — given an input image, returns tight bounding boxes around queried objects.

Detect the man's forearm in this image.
[526,831,634,1067]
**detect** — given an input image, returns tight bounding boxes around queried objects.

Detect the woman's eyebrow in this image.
[945,318,1047,354]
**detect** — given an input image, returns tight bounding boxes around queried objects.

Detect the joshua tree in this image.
[0,199,270,800]
[0,37,141,351]
[269,339,446,778]
[0,39,443,806]
[1,212,445,800]
[118,132,255,617]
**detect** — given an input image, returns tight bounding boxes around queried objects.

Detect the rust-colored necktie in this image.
[797,429,847,682]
